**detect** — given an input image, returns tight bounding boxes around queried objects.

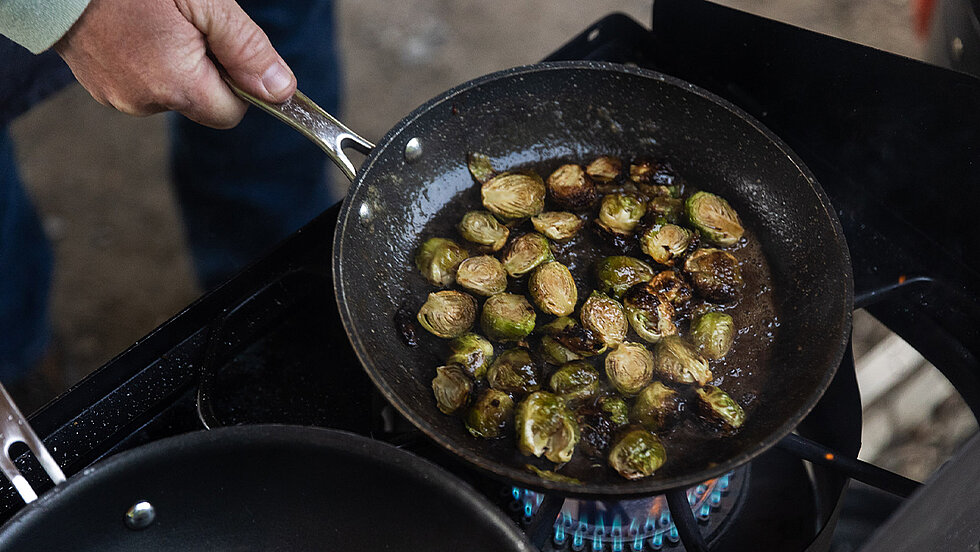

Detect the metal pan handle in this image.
[0,384,65,503]
[224,80,375,181]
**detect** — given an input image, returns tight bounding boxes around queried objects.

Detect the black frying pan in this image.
[234,61,852,497]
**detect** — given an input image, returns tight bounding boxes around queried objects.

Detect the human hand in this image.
[54,0,296,129]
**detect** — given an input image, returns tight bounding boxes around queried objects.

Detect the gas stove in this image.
[4,1,979,551]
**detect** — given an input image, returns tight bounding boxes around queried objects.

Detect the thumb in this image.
[176,0,296,103]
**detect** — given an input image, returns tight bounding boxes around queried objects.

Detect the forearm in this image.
[0,0,91,53]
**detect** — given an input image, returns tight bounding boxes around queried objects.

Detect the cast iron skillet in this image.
[233,61,853,497]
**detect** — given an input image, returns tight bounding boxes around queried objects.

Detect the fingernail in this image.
[261,61,293,97]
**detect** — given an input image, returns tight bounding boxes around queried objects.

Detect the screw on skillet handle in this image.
[0,383,66,503]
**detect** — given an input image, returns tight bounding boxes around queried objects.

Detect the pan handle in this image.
[224,80,374,182]
[0,384,66,503]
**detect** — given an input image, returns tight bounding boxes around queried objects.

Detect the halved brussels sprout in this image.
[458,211,509,251]
[653,335,712,386]
[540,316,607,358]
[685,191,744,247]
[605,342,655,396]
[599,395,630,426]
[640,222,693,266]
[482,172,546,220]
[546,164,598,211]
[647,196,684,223]
[447,333,494,379]
[538,336,582,366]
[645,270,694,309]
[683,248,743,303]
[456,255,507,297]
[548,361,600,405]
[690,311,735,359]
[531,211,584,241]
[629,158,678,188]
[465,389,515,439]
[594,256,656,299]
[631,381,682,431]
[467,152,497,184]
[597,193,646,235]
[577,407,615,459]
[529,262,578,316]
[415,237,468,287]
[696,385,746,429]
[516,391,580,463]
[487,348,539,394]
[622,282,678,343]
[500,232,554,278]
[431,365,473,415]
[417,290,477,338]
[580,291,629,347]
[608,428,667,480]
[586,156,622,183]
[481,293,536,342]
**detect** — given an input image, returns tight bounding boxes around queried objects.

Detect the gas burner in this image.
[510,468,746,551]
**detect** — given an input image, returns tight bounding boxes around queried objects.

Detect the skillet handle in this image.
[224,80,374,182]
[0,384,66,503]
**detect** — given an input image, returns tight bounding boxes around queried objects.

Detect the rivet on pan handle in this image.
[0,384,66,503]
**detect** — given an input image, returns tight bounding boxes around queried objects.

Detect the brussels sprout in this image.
[540,316,607,358]
[487,348,539,394]
[516,391,580,463]
[538,336,582,366]
[653,335,712,386]
[605,342,655,396]
[646,270,694,309]
[548,361,600,405]
[447,333,494,379]
[647,196,684,223]
[631,381,682,431]
[467,152,497,184]
[621,282,678,343]
[529,262,578,316]
[685,191,744,247]
[599,395,630,426]
[629,158,677,188]
[577,407,616,459]
[696,385,746,429]
[580,291,629,347]
[594,256,656,299]
[683,248,743,303]
[417,290,477,338]
[431,365,473,415]
[500,232,554,278]
[415,237,468,287]
[640,222,694,266]
[531,211,584,241]
[525,464,583,484]
[608,428,667,480]
[481,293,536,342]
[597,193,646,235]
[690,311,735,359]
[586,156,622,183]
[465,389,515,438]
[458,211,509,251]
[482,172,546,220]
[546,164,598,211]
[456,255,507,297]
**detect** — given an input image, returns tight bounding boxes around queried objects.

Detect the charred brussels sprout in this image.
[540,316,607,358]
[546,164,598,211]
[481,172,546,221]
[539,336,581,366]
[653,335,713,386]
[531,211,584,241]
[455,255,507,297]
[690,311,735,359]
[458,211,509,251]
[629,158,677,188]
[467,152,496,184]
[586,156,622,183]
[622,282,678,343]
[684,248,743,303]
[631,382,682,431]
[608,428,667,480]
[646,270,694,309]
[447,333,494,379]
[594,256,656,299]
[516,391,580,463]
[431,365,473,415]
[417,290,477,338]
[647,196,684,223]
[640,222,693,266]
[696,386,746,430]
[548,361,600,405]
[500,232,554,278]
[487,348,539,394]
[599,395,630,426]
[597,193,646,235]
[415,238,468,287]
[580,291,629,347]
[685,191,744,247]
[481,293,536,342]
[529,262,578,316]
[465,389,514,438]
[605,342,655,396]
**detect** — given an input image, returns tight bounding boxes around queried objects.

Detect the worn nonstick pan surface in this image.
[326,61,852,497]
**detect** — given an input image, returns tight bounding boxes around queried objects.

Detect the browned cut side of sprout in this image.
[605,342,655,396]
[640,222,694,266]
[531,211,584,241]
[622,282,678,343]
[447,333,494,379]
[456,255,508,297]
[580,291,629,347]
[415,237,468,287]
[529,261,578,316]
[458,210,509,251]
[465,389,514,438]
[500,232,554,278]
[546,164,598,211]
[586,156,622,183]
[629,158,677,188]
[432,365,473,414]
[487,348,539,394]
[417,290,477,339]
[540,316,607,358]
[482,172,546,220]
[646,270,694,310]
[684,247,743,303]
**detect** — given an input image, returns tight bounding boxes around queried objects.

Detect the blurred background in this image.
[7,0,976,480]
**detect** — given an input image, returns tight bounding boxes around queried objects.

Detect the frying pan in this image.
[233,61,853,497]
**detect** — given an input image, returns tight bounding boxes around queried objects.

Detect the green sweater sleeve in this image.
[0,0,92,54]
